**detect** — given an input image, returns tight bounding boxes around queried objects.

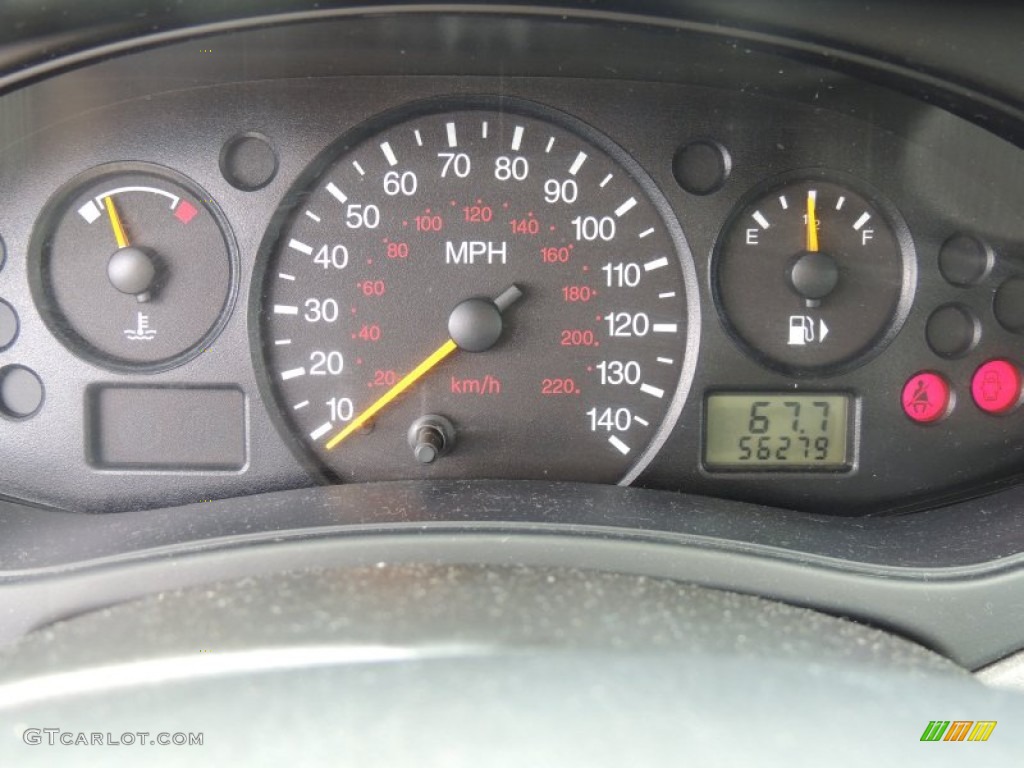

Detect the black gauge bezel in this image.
[249,94,702,486]
[28,161,240,374]
[710,169,917,378]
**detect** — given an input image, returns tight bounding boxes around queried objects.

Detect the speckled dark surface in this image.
[0,564,968,677]
[2,565,1024,766]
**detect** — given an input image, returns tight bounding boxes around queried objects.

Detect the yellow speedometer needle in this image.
[326,339,459,449]
[104,195,130,249]
[325,284,523,450]
[805,190,819,253]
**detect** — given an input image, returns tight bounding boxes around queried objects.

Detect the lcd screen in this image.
[705,393,851,470]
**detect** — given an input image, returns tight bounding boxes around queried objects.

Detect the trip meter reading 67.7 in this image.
[256,99,699,484]
[704,393,852,470]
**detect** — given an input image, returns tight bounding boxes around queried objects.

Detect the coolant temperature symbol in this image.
[124,312,157,341]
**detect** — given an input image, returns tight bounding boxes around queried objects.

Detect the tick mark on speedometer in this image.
[608,436,631,455]
[325,183,347,204]
[380,141,398,167]
[446,122,458,148]
[615,197,637,217]
[310,422,333,441]
[640,383,665,399]
[511,126,524,151]
[569,151,587,175]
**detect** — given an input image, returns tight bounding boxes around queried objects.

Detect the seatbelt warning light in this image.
[902,371,951,424]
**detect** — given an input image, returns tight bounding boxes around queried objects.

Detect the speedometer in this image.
[255,98,698,484]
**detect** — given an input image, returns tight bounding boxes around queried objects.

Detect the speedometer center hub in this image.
[448,296,505,352]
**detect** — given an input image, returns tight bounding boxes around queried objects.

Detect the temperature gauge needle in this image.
[103,194,160,302]
[103,195,130,248]
[805,190,819,253]
[325,284,523,450]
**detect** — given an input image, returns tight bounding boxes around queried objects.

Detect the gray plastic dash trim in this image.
[0,481,1021,669]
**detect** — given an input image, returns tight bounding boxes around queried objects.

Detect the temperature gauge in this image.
[30,163,236,371]
[713,177,914,374]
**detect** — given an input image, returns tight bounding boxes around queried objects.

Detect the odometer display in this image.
[704,393,851,470]
[256,99,697,483]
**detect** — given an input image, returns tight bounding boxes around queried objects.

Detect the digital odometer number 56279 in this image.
[704,394,852,470]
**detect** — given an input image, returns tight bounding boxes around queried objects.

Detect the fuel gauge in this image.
[713,177,915,374]
[30,163,236,371]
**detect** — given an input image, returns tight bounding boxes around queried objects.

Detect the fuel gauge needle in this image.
[103,195,130,248]
[325,284,523,450]
[805,189,819,253]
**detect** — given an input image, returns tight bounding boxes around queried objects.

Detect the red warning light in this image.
[901,372,951,424]
[971,359,1022,414]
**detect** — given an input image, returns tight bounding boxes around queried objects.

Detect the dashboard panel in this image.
[1,6,1024,753]
[0,10,1021,518]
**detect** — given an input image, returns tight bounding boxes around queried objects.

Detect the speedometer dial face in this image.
[256,99,698,484]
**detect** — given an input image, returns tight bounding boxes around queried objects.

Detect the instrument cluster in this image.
[0,14,1020,514]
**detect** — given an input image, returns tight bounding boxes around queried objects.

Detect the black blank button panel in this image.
[87,386,246,470]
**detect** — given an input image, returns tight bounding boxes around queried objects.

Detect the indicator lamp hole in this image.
[0,365,44,419]
[220,132,278,192]
[673,140,731,195]
[938,234,993,287]
[994,277,1024,334]
[0,300,19,351]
